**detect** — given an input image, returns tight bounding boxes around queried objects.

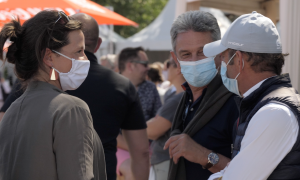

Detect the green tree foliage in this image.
[93,0,169,38]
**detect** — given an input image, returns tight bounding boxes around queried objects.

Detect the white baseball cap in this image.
[203,11,282,57]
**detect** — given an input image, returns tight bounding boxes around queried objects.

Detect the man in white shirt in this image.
[203,11,300,180]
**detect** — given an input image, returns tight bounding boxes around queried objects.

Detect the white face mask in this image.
[51,50,90,91]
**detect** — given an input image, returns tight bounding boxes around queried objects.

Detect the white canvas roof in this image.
[116,0,231,53]
[116,0,177,52]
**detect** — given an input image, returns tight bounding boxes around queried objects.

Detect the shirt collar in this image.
[181,82,189,92]
[243,76,277,98]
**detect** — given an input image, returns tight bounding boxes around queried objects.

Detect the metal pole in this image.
[105,6,114,54]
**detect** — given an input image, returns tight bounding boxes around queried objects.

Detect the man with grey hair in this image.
[163,11,239,180]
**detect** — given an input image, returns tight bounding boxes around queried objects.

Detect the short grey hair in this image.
[170,11,221,52]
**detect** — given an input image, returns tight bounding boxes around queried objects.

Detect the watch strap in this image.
[202,161,213,169]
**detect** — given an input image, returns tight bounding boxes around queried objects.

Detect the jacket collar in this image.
[240,73,292,112]
[26,81,66,94]
[84,50,98,64]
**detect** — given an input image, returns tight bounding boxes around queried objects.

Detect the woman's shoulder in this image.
[52,93,90,113]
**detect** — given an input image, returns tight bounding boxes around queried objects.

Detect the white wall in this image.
[280,0,300,91]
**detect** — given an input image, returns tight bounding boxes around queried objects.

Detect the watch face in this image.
[208,153,219,165]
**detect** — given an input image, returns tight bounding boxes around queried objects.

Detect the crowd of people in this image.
[0,7,299,180]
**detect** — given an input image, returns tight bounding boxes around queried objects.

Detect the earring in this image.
[50,68,57,80]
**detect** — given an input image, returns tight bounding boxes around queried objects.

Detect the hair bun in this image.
[0,19,23,64]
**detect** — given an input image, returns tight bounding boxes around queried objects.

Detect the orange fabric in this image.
[0,0,138,27]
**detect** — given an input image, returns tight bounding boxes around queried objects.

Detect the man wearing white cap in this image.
[204,11,300,180]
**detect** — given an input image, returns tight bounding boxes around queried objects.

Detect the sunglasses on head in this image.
[48,11,70,47]
[55,11,70,24]
[131,60,149,68]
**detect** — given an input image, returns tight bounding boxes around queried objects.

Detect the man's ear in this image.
[170,51,181,74]
[236,51,244,72]
[126,61,134,72]
[43,48,54,68]
[214,54,221,72]
[94,37,102,53]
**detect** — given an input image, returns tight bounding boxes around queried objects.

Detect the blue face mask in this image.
[178,57,217,87]
[220,53,244,97]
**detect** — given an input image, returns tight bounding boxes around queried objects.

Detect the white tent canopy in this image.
[116,0,231,53]
[95,25,125,60]
[116,0,177,52]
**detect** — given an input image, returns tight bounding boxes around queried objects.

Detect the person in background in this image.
[162,58,178,104]
[147,62,168,104]
[147,63,163,85]
[147,57,185,180]
[0,79,21,122]
[162,59,169,81]
[153,61,172,91]
[0,73,11,108]
[205,11,300,180]
[0,10,106,180]
[67,14,149,180]
[164,11,239,180]
[100,54,119,72]
[119,47,162,121]
[117,47,162,180]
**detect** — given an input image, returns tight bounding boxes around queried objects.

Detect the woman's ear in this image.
[43,48,54,68]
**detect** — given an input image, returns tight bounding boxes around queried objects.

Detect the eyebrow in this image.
[77,46,84,51]
[178,47,204,54]
[178,50,190,54]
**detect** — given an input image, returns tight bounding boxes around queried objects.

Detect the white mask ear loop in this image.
[51,50,75,74]
[226,53,236,66]
[52,66,61,73]
[52,50,75,61]
[234,58,244,79]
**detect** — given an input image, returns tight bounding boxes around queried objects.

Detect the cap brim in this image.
[203,40,228,57]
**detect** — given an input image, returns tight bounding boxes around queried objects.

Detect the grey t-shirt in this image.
[150,91,184,165]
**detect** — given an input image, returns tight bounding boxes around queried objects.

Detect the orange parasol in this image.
[0,0,138,27]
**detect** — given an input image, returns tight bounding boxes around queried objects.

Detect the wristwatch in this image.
[202,151,219,169]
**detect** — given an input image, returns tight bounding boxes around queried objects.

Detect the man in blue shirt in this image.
[164,11,239,180]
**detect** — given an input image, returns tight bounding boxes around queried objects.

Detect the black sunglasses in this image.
[131,60,149,68]
[55,11,70,24]
[48,11,70,47]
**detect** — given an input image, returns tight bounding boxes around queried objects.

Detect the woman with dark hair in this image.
[147,62,170,104]
[0,10,106,180]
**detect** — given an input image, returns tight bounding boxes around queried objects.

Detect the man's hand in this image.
[164,134,210,165]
